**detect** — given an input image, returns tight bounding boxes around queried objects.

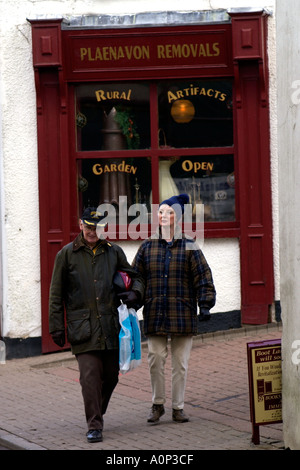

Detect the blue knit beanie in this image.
[159,193,189,220]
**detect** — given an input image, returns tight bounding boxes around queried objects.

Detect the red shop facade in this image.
[29,10,274,353]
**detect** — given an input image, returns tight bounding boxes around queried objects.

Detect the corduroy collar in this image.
[72,232,108,252]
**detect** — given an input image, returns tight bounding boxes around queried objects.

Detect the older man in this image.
[49,207,144,443]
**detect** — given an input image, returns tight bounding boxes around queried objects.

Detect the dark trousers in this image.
[76,349,119,430]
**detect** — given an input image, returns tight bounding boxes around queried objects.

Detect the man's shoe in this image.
[86,429,103,443]
[172,409,189,423]
[147,404,165,423]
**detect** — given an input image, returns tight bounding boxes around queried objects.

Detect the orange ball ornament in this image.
[171,99,195,123]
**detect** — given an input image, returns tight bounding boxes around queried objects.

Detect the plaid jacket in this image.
[132,235,216,336]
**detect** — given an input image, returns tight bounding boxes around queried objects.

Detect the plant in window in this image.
[114,106,140,149]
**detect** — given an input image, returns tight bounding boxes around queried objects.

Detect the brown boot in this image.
[147,404,165,423]
[172,409,189,423]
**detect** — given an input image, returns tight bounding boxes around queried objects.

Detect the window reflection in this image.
[168,155,235,221]
[76,83,150,151]
[78,157,152,219]
[75,79,235,225]
[158,80,233,148]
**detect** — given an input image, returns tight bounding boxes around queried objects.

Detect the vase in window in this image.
[99,107,132,208]
[159,159,179,201]
[150,159,179,203]
[101,107,127,151]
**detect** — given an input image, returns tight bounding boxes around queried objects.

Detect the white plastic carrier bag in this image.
[118,302,142,374]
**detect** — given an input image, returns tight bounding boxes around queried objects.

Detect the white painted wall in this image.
[0,0,277,339]
[277,0,300,450]
[119,238,241,315]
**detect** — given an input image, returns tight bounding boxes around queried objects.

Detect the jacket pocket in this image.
[66,309,91,345]
[176,297,197,313]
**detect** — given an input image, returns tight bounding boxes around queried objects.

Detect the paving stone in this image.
[0,324,284,451]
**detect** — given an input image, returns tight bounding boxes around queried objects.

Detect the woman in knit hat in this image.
[132,194,216,424]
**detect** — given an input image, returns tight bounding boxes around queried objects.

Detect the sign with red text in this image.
[247,339,282,426]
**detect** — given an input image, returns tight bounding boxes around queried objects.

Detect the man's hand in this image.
[118,290,139,308]
[51,330,65,347]
[198,308,211,322]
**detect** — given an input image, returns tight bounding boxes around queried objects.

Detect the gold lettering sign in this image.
[80,46,150,62]
[92,161,137,175]
[157,42,220,59]
[182,160,214,173]
[168,85,227,103]
[79,42,220,63]
[95,89,132,102]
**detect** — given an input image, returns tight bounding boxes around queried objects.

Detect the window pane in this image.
[158,79,233,148]
[75,83,150,151]
[165,155,235,221]
[77,157,152,220]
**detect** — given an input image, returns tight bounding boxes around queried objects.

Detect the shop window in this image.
[168,155,235,221]
[158,80,233,148]
[78,157,152,221]
[74,79,235,234]
[76,82,150,151]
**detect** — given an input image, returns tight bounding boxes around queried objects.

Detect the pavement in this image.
[0,322,285,453]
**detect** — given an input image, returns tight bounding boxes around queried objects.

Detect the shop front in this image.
[29,9,274,353]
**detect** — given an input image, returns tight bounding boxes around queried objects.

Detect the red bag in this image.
[113,271,132,293]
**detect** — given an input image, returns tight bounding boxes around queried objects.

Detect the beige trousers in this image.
[147,335,193,410]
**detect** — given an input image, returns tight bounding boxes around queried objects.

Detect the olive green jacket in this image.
[49,233,144,355]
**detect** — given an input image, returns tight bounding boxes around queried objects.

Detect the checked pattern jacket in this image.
[132,235,216,336]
